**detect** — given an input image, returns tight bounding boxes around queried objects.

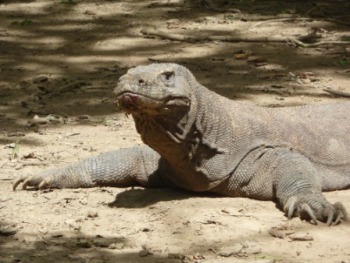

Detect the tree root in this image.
[140,28,350,48]
[323,88,350,98]
[141,28,287,44]
[324,18,350,27]
[251,17,350,28]
[288,38,350,48]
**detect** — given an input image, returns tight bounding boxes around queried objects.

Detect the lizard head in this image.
[114,63,193,116]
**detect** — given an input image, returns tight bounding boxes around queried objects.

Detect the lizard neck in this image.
[133,108,193,150]
[132,84,237,191]
[132,84,219,158]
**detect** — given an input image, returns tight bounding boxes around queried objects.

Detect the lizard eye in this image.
[161,71,175,87]
[162,71,174,80]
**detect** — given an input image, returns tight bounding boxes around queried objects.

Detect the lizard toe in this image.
[284,196,297,219]
[38,178,53,189]
[330,202,348,225]
[318,201,347,225]
[283,195,348,225]
[13,174,27,191]
[13,174,46,191]
[299,203,318,225]
[325,209,334,226]
[22,175,42,190]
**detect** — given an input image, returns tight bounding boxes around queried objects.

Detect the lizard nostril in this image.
[139,79,145,84]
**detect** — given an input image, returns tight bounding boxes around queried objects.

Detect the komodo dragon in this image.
[14,63,350,225]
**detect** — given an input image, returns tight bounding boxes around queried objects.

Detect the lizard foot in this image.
[13,173,56,191]
[283,194,348,225]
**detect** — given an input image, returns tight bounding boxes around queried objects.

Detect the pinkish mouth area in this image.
[117,93,141,110]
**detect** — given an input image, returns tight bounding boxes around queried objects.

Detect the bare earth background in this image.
[1,1,350,262]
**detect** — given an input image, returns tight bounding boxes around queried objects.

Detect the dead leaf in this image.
[248,56,267,63]
[234,50,251,60]
[268,227,286,239]
[289,233,314,241]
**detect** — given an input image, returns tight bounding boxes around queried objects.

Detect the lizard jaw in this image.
[116,92,190,115]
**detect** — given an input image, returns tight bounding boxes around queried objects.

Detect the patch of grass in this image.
[60,0,77,5]
[334,58,349,67]
[102,118,113,127]
[224,14,238,20]
[12,138,21,159]
[11,19,34,26]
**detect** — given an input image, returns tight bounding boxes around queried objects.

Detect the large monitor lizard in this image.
[14,63,350,225]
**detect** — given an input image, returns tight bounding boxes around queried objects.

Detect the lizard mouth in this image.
[115,92,190,115]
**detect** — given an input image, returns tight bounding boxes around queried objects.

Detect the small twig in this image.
[288,38,350,48]
[251,17,310,28]
[324,18,350,27]
[140,28,196,42]
[305,6,319,16]
[209,35,286,43]
[45,80,88,99]
[22,161,50,166]
[251,16,350,28]
[323,88,350,97]
[57,80,87,93]
[15,161,50,170]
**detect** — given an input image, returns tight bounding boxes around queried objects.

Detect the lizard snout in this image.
[117,93,140,111]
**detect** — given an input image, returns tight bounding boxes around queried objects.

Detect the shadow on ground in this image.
[0,219,282,263]
[108,187,221,208]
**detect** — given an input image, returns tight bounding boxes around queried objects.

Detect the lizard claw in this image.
[13,174,37,191]
[22,175,39,190]
[284,196,297,219]
[299,203,318,225]
[325,209,334,226]
[13,175,25,191]
[333,202,348,225]
[38,178,52,189]
[284,197,318,225]
[13,173,51,191]
[283,195,348,225]
[13,167,87,190]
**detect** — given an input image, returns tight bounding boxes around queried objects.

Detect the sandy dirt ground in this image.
[1,0,350,262]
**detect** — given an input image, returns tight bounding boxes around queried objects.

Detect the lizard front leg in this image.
[273,150,348,225]
[13,146,165,190]
[218,147,348,225]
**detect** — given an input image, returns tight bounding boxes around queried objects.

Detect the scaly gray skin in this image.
[14,63,350,225]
